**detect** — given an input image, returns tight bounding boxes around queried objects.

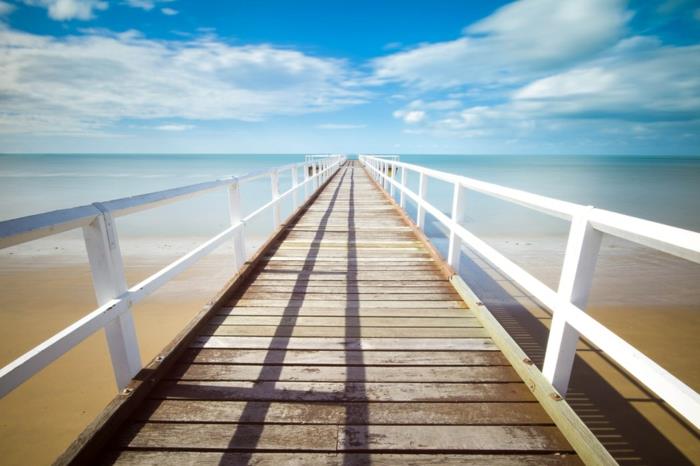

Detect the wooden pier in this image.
[59,162,587,464]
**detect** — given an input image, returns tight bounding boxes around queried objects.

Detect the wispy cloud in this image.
[377,0,700,145]
[155,124,193,131]
[23,0,108,20]
[0,27,366,134]
[373,0,630,89]
[0,1,15,15]
[160,7,177,15]
[316,123,366,130]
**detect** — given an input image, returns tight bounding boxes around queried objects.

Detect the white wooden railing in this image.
[360,154,700,430]
[0,155,345,398]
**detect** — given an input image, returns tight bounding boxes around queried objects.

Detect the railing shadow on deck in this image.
[120,163,375,465]
[453,243,695,466]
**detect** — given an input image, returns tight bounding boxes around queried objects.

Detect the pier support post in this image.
[448,183,467,270]
[270,170,281,227]
[543,207,602,396]
[83,209,141,390]
[303,163,310,199]
[228,182,246,270]
[417,172,428,230]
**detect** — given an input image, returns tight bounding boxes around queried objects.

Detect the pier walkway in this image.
[63,162,583,464]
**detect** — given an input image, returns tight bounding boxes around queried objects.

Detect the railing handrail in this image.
[361,156,700,262]
[0,161,312,250]
[0,155,345,398]
[360,154,700,431]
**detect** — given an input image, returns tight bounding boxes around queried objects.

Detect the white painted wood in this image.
[291,166,300,209]
[227,182,246,269]
[82,210,141,390]
[399,166,407,208]
[360,154,700,429]
[447,182,467,269]
[0,298,128,398]
[543,208,602,395]
[128,223,242,304]
[0,155,344,399]
[270,170,281,227]
[417,172,428,230]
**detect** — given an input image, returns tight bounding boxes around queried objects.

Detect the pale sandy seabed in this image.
[0,235,698,465]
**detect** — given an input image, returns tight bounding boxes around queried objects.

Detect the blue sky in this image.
[0,0,699,154]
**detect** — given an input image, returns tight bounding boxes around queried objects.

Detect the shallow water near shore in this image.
[1,154,699,464]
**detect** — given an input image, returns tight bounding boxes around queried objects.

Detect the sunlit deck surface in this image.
[87,162,581,464]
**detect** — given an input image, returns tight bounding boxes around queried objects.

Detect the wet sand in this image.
[0,235,699,464]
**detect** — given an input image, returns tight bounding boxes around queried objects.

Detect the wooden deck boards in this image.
[95,162,581,465]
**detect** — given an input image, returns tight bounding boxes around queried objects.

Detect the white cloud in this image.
[0,1,15,15]
[124,0,155,10]
[513,41,700,121]
[155,124,193,131]
[23,0,108,20]
[316,123,366,129]
[373,0,630,89]
[393,109,425,124]
[161,7,177,15]
[0,27,366,134]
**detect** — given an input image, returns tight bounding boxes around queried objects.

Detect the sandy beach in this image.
[0,232,698,464]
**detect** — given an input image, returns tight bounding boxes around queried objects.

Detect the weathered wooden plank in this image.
[135,400,552,424]
[250,278,449,286]
[263,257,436,263]
[257,267,445,278]
[258,265,444,273]
[209,315,480,327]
[115,423,571,452]
[115,423,337,450]
[202,325,489,338]
[104,451,583,466]
[245,284,457,294]
[216,307,472,318]
[152,381,536,402]
[229,299,467,309]
[192,336,496,351]
[168,364,520,382]
[179,349,509,366]
[337,425,573,452]
[233,292,462,301]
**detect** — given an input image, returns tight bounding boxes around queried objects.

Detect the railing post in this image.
[228,181,246,269]
[543,206,602,395]
[82,208,141,390]
[270,169,281,227]
[314,163,319,190]
[448,182,467,269]
[291,166,300,210]
[303,163,310,199]
[417,172,428,230]
[389,162,396,198]
[399,166,407,208]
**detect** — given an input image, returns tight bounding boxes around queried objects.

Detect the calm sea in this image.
[1,154,699,239]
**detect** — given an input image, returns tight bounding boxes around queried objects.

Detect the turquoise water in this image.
[1,154,699,238]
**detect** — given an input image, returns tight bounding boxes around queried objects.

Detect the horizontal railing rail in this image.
[0,155,345,398]
[360,154,700,431]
